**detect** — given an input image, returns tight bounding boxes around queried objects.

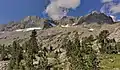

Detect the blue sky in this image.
[0,0,104,23]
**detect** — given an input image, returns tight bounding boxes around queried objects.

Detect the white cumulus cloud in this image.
[45,0,81,20]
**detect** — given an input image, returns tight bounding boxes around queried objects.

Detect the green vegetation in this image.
[97,30,118,54]
[100,54,120,70]
[0,44,9,61]
[8,41,23,70]
[0,30,120,70]
[65,32,99,70]
[8,30,48,70]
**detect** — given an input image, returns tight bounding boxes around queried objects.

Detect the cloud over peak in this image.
[45,0,81,20]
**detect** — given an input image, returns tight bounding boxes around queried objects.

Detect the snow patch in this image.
[15,27,42,32]
[88,28,94,32]
[15,29,24,32]
[61,24,70,27]
[24,27,42,31]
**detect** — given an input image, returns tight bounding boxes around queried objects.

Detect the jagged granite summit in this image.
[54,11,114,25]
[77,11,114,24]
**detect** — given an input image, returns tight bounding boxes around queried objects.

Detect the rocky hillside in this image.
[1,22,120,70]
[0,11,119,45]
[0,11,120,70]
[0,22,120,45]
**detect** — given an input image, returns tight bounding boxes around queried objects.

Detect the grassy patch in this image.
[100,54,120,70]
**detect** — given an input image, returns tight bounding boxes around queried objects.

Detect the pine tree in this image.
[24,30,40,70]
[29,29,39,54]
[20,30,48,70]
[24,41,35,70]
[8,41,23,70]
[0,44,7,61]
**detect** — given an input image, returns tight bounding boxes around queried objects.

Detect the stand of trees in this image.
[65,31,99,70]
[0,30,120,70]
[8,30,48,70]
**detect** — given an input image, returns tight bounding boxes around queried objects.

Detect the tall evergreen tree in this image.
[29,29,39,54]
[20,30,48,70]
[24,30,40,70]
[8,41,23,70]
[0,44,7,61]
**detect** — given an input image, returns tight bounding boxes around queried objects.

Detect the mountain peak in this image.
[22,16,41,22]
[78,11,114,24]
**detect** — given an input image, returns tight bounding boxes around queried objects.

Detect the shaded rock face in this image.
[54,16,76,25]
[77,11,114,24]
